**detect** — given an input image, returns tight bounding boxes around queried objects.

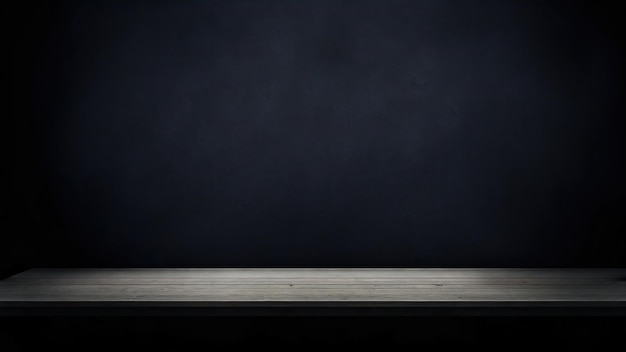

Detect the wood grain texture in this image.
[1,269,625,314]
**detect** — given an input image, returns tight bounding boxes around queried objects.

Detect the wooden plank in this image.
[1,284,623,297]
[5,269,625,285]
[1,269,624,314]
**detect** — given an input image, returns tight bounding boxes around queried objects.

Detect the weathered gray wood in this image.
[1,269,624,313]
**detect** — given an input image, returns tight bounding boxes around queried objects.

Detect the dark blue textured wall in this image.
[11,0,625,268]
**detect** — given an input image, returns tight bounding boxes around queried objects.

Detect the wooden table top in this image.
[2,268,625,315]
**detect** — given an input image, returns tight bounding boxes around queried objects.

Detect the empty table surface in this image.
[1,268,625,315]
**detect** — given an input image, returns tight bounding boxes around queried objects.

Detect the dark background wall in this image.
[7,0,625,271]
